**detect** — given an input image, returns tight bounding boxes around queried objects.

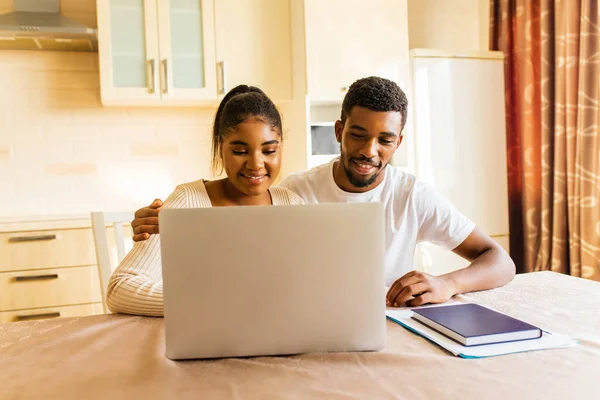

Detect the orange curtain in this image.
[490,0,600,279]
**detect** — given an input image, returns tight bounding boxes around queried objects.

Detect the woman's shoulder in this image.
[175,179,207,192]
[166,179,211,208]
[270,186,305,205]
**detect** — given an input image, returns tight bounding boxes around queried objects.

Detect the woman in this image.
[106,85,304,317]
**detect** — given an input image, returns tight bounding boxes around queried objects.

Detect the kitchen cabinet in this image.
[97,0,293,106]
[0,217,132,323]
[303,0,410,103]
[214,0,293,101]
[97,0,217,106]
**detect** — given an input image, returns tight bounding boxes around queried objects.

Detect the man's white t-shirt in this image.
[278,159,475,285]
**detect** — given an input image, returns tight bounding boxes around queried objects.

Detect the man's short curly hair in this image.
[341,77,408,133]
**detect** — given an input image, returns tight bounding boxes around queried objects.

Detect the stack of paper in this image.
[386,308,577,359]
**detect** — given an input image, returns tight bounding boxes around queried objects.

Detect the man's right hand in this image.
[131,199,163,242]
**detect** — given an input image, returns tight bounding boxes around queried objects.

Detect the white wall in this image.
[0,51,220,216]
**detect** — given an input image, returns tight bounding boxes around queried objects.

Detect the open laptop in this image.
[159,202,386,360]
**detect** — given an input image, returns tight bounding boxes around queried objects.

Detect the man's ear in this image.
[396,135,404,147]
[392,135,404,155]
[334,120,344,143]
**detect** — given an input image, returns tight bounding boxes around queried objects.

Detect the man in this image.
[130,77,515,307]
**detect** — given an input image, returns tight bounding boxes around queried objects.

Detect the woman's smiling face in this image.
[221,117,282,197]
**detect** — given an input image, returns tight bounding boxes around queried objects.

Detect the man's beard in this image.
[343,157,384,188]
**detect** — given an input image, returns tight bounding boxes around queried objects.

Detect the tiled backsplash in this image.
[0,50,219,217]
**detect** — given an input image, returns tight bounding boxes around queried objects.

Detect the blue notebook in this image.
[411,303,542,347]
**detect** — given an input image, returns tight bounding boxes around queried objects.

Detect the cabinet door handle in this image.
[218,61,228,95]
[15,312,61,321]
[161,59,170,94]
[14,274,59,282]
[147,58,157,94]
[9,234,57,243]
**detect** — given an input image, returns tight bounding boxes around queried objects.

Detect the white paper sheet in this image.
[386,308,578,358]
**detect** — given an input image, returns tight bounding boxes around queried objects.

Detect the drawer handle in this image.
[15,312,61,321]
[9,234,57,243]
[14,274,59,282]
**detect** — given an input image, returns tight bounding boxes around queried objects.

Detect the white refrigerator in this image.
[409,49,510,275]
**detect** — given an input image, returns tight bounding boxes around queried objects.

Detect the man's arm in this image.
[445,227,515,295]
[131,199,163,242]
[386,227,515,307]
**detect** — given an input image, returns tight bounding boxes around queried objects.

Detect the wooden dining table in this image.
[1,271,599,400]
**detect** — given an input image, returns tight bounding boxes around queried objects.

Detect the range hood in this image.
[0,0,97,52]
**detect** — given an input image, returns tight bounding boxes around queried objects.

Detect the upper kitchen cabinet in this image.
[214,0,293,101]
[157,0,218,103]
[97,0,293,106]
[97,0,217,106]
[304,0,410,103]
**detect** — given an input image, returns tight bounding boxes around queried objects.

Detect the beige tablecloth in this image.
[2,271,599,400]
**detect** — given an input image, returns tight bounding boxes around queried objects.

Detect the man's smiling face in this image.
[334,106,404,192]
